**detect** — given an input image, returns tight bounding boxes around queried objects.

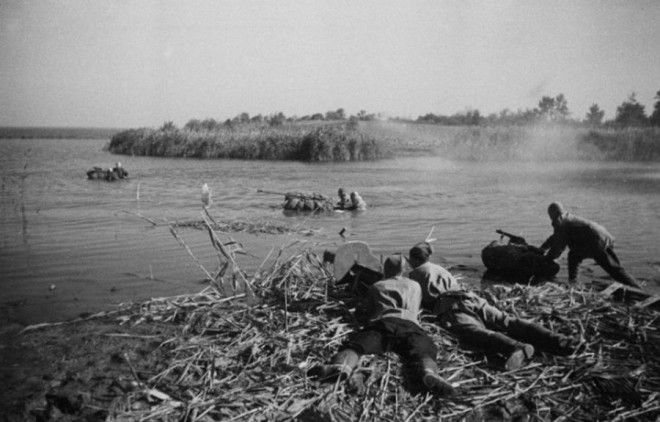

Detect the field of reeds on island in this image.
[107,119,660,163]
[108,122,385,162]
[10,210,659,421]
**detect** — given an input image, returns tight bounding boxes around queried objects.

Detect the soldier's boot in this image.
[503,343,535,371]
[307,349,359,382]
[475,331,534,371]
[507,319,576,356]
[414,356,455,396]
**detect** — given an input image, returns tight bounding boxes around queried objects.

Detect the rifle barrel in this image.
[257,189,287,196]
[496,229,527,244]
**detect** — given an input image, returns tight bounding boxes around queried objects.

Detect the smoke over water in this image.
[362,121,598,162]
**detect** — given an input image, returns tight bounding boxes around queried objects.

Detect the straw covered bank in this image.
[3,216,659,421]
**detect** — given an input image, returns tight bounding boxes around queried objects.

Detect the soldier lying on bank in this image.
[308,255,455,396]
[540,202,642,289]
[407,242,576,370]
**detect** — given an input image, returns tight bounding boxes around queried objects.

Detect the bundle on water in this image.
[257,188,367,213]
[87,162,129,182]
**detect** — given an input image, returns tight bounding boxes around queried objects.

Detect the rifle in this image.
[496,229,527,245]
[257,189,328,201]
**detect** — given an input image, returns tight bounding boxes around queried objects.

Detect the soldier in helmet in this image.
[540,202,641,288]
[308,256,454,396]
[112,162,129,179]
[348,191,367,211]
[336,188,352,210]
[408,241,575,370]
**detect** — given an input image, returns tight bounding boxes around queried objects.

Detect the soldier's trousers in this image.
[568,247,640,288]
[436,292,568,355]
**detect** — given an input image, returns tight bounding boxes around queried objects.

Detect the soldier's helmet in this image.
[548,202,565,220]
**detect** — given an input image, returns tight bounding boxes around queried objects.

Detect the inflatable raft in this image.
[481,239,559,280]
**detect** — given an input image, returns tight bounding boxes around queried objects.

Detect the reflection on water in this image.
[1,138,659,324]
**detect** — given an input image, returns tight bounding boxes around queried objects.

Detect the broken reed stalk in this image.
[168,225,215,282]
[119,209,160,226]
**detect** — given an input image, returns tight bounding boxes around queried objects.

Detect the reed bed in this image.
[581,127,660,161]
[90,218,660,421]
[107,124,385,162]
[361,121,660,162]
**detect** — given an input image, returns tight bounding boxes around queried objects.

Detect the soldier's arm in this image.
[539,234,554,251]
[544,231,568,260]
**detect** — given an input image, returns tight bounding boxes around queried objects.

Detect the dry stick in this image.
[118,209,161,226]
[168,225,216,283]
[123,352,145,389]
[277,255,304,332]
[380,359,392,409]
[20,307,125,333]
[425,225,436,243]
[358,397,375,421]
[612,404,660,421]
[200,212,256,300]
[404,395,432,422]
[250,246,276,286]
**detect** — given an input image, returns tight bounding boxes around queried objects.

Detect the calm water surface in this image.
[1,138,659,324]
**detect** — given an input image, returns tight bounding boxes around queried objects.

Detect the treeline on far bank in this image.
[107,121,385,162]
[109,89,660,162]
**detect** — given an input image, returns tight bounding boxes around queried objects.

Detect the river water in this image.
[1,138,659,324]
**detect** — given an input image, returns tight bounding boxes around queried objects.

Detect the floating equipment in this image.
[481,229,560,280]
[258,189,335,212]
[86,165,128,182]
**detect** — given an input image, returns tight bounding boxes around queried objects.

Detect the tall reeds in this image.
[108,121,660,162]
[107,123,386,162]
[581,127,660,161]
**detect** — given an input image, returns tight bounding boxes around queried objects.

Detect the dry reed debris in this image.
[92,217,660,421]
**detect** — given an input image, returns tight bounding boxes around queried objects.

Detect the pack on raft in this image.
[481,230,559,280]
[86,165,128,182]
[282,192,335,212]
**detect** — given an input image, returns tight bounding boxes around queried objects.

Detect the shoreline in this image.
[2,224,659,420]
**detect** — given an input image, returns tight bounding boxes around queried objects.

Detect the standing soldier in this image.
[540,202,641,288]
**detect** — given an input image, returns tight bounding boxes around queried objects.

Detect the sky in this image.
[1,0,659,127]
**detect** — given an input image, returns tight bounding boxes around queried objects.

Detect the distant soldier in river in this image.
[112,162,128,179]
[86,162,129,181]
[539,202,642,289]
[335,188,352,210]
[348,191,367,211]
[334,188,366,211]
[407,241,575,370]
[105,162,129,181]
